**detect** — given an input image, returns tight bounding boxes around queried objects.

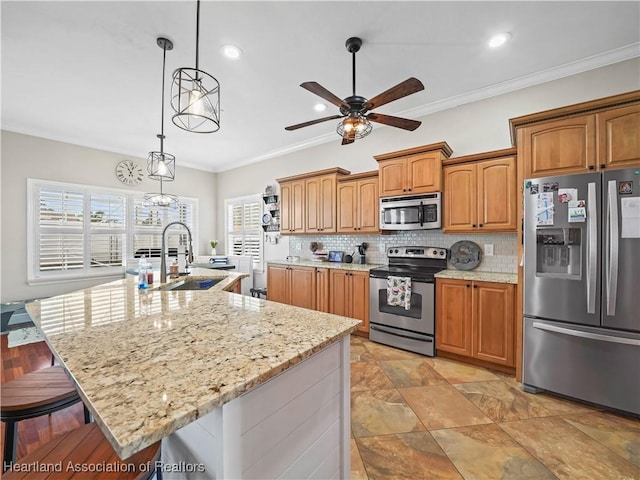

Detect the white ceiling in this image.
[2,1,639,172]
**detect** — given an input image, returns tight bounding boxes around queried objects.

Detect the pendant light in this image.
[171,0,220,133]
[144,37,179,208]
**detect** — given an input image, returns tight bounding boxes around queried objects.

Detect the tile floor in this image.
[349,335,640,480]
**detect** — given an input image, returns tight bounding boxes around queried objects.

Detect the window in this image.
[226,195,263,270]
[28,179,197,283]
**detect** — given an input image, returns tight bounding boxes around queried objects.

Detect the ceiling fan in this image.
[285,36,425,145]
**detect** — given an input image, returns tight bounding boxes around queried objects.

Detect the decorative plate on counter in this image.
[450,240,482,270]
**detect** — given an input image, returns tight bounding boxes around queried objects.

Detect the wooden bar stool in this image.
[1,366,89,469]
[3,422,162,479]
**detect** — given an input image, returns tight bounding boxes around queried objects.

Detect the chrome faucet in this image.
[160,221,194,283]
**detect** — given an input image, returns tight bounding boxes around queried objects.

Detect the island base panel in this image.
[161,337,351,479]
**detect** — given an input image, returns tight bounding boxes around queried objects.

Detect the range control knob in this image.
[440,250,446,256]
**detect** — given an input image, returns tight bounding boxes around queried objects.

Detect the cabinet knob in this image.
[466,284,470,288]
[408,188,412,192]
[600,164,606,169]
[473,285,477,288]
[479,224,483,228]
[588,165,595,170]
[472,224,476,228]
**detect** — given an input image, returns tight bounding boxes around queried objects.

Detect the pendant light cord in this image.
[159,43,167,153]
[195,0,200,72]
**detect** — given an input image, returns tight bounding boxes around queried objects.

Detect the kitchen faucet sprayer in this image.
[160,221,194,283]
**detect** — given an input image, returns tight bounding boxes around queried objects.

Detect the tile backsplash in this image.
[287,231,518,274]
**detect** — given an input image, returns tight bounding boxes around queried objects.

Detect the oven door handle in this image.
[418,201,424,226]
[370,325,433,342]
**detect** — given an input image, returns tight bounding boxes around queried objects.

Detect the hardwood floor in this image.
[0,335,85,461]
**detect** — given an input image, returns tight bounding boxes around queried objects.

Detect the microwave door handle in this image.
[418,201,424,226]
[606,180,619,316]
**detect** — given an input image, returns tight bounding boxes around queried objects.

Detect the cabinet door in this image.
[477,157,517,232]
[378,159,407,197]
[597,104,640,170]
[337,181,358,233]
[407,153,441,194]
[279,182,293,233]
[521,115,597,178]
[315,268,330,313]
[305,177,321,232]
[329,269,349,316]
[473,282,515,366]
[436,279,472,356]
[350,271,370,333]
[290,180,306,233]
[357,178,379,233]
[319,175,337,232]
[267,265,290,304]
[289,266,316,310]
[443,164,477,232]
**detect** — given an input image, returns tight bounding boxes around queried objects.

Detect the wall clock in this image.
[115,160,144,186]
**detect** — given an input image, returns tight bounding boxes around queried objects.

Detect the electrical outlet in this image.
[484,244,494,256]
[295,242,302,250]
[379,243,386,253]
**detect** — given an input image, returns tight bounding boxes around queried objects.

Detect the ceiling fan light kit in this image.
[171,0,221,134]
[144,36,179,208]
[285,36,425,145]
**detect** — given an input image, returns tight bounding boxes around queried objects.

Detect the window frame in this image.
[27,178,198,284]
[225,194,264,272]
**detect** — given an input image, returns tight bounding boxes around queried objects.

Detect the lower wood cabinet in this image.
[329,269,369,334]
[267,265,369,334]
[266,264,316,310]
[436,278,515,368]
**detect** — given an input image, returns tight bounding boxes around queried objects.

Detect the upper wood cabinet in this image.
[598,104,640,170]
[277,168,350,235]
[337,171,379,234]
[436,278,515,368]
[374,142,453,197]
[279,180,306,234]
[511,91,640,178]
[443,148,517,233]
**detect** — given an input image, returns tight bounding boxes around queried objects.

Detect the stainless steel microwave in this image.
[379,193,441,230]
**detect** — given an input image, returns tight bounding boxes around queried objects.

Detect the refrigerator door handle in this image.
[606,180,619,316]
[533,322,640,346]
[586,182,597,314]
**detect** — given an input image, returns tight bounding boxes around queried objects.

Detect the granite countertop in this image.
[25,268,360,459]
[435,269,518,284]
[268,259,382,271]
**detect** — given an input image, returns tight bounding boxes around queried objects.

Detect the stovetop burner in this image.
[369,246,448,282]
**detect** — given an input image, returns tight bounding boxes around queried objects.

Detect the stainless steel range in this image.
[369,246,448,356]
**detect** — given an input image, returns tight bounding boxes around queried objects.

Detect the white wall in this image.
[0,131,217,302]
[215,58,640,287]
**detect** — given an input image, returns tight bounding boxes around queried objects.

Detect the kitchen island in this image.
[25,268,360,479]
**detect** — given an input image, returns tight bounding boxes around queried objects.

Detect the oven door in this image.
[369,276,434,335]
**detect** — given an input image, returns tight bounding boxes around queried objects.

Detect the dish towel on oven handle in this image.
[387,276,412,310]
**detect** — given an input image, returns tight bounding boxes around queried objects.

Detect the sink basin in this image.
[156,278,222,291]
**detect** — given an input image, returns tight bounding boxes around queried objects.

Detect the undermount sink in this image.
[156,278,222,291]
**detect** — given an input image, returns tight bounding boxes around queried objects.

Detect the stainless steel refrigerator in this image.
[523,167,640,416]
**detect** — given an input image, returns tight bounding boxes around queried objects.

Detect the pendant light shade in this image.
[147,150,175,181]
[145,37,179,207]
[171,0,220,133]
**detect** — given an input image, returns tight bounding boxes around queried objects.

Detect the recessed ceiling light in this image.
[488,33,511,48]
[314,103,327,112]
[221,44,242,59]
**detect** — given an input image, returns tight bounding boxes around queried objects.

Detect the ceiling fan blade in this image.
[367,113,421,131]
[285,114,344,131]
[300,82,350,110]
[366,77,425,110]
